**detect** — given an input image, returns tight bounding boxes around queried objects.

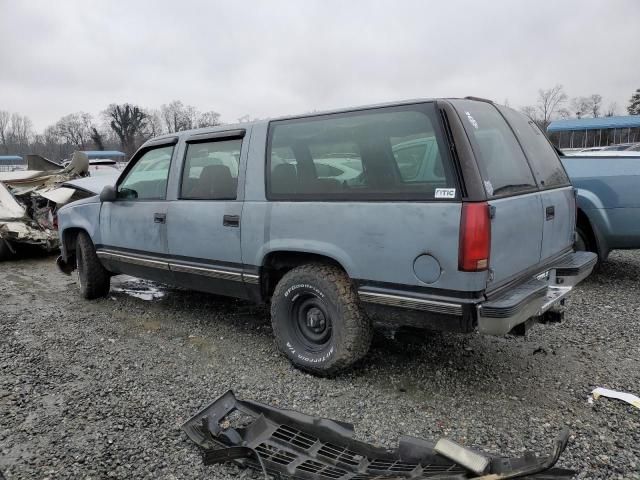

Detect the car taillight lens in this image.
[459,202,491,272]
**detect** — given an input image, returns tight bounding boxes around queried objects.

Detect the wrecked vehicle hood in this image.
[0,152,105,256]
[0,182,26,221]
[62,172,118,195]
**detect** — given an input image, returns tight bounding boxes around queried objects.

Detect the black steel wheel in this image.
[271,264,372,376]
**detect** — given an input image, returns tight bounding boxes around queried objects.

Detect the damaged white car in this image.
[0,152,117,260]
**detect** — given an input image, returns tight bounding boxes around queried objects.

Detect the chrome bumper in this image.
[477,251,597,335]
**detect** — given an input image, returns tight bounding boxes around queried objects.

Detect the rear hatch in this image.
[450,100,574,289]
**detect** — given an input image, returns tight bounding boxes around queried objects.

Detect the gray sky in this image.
[1,0,638,131]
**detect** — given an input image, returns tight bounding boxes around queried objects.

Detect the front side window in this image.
[267,104,455,200]
[452,100,537,197]
[180,139,241,200]
[498,106,570,189]
[117,146,174,200]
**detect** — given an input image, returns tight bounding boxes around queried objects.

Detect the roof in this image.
[548,115,640,132]
[0,155,24,165]
[145,97,448,146]
[81,150,126,159]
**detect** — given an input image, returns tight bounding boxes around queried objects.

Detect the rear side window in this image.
[267,104,455,200]
[452,100,536,197]
[180,139,241,200]
[498,106,570,189]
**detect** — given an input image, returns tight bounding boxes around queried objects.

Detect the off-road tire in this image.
[76,231,110,299]
[271,264,372,376]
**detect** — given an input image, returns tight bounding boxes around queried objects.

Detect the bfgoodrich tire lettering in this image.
[271,264,372,375]
[76,231,111,299]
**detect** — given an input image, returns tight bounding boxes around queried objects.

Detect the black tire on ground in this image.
[270,263,372,375]
[575,226,598,256]
[76,231,110,299]
[0,239,13,261]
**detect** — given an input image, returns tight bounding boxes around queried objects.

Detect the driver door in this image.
[97,140,176,282]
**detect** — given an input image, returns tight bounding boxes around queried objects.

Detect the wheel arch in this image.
[60,227,84,261]
[259,249,351,301]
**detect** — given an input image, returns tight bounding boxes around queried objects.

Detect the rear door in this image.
[450,100,543,287]
[497,106,575,261]
[166,130,247,298]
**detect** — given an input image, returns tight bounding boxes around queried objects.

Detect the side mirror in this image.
[99,185,117,202]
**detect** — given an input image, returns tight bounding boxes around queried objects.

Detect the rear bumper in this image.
[477,251,597,335]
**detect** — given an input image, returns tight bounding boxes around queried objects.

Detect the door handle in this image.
[223,214,240,227]
[545,206,555,221]
[153,213,167,224]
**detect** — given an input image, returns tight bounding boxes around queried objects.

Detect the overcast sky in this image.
[1,0,638,131]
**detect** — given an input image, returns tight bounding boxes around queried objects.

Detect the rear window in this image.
[452,100,536,197]
[498,106,570,189]
[267,104,456,200]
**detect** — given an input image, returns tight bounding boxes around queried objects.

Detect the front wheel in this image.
[0,239,14,261]
[270,264,372,376]
[76,231,111,299]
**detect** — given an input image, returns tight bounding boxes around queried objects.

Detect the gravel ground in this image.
[1,251,639,479]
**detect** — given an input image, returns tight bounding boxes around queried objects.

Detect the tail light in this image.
[459,202,491,272]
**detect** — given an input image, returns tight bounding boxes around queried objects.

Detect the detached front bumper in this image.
[477,251,597,335]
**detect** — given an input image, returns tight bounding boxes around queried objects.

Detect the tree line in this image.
[2,88,639,162]
[0,100,223,162]
[519,86,640,130]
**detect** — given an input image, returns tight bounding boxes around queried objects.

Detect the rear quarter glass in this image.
[496,106,570,189]
[266,102,460,201]
[450,100,537,198]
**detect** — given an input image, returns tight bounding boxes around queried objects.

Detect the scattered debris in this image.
[182,391,576,479]
[111,276,167,301]
[0,152,116,259]
[591,387,640,410]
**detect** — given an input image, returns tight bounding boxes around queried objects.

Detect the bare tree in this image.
[0,110,10,154]
[146,110,165,137]
[604,102,618,117]
[520,105,539,123]
[160,100,198,132]
[160,100,220,132]
[536,84,568,129]
[8,113,33,151]
[197,110,222,128]
[590,94,602,117]
[104,103,149,157]
[570,96,592,118]
[54,112,93,148]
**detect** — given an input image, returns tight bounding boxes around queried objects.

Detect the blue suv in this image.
[57,98,597,374]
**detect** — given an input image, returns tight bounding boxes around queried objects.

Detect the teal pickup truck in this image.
[560,154,640,260]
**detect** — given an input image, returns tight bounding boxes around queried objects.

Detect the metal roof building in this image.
[0,155,25,172]
[82,150,126,160]
[547,116,640,149]
[548,116,640,132]
[0,155,24,165]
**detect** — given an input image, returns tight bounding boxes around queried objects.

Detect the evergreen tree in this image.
[627,88,640,115]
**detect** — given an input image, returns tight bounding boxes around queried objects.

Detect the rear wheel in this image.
[270,264,372,376]
[76,231,110,299]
